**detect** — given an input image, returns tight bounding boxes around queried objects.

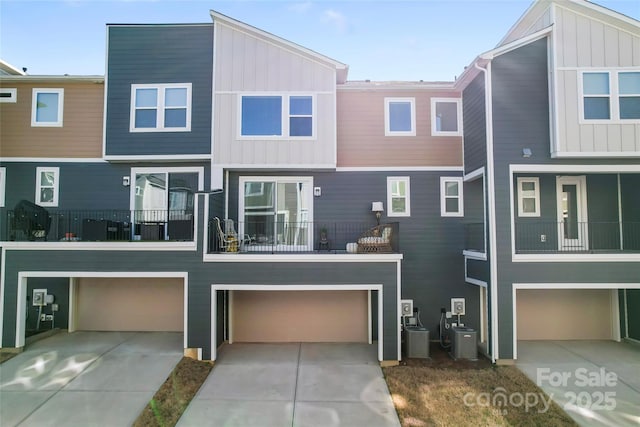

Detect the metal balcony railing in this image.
[515,221,640,253]
[208,219,400,254]
[5,209,195,242]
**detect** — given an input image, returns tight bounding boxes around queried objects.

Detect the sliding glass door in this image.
[240,177,312,250]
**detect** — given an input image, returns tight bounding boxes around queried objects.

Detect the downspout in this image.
[474,61,499,364]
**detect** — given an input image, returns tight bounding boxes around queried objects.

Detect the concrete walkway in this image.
[179,343,401,427]
[0,331,182,426]
[516,340,640,427]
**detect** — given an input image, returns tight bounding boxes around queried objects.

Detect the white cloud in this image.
[322,9,347,34]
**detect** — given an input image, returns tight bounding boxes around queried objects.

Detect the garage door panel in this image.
[233,290,368,343]
[517,289,613,340]
[77,278,183,332]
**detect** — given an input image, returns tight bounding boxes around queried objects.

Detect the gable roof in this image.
[210,10,349,84]
[0,59,26,76]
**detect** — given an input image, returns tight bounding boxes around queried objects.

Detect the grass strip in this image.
[133,357,213,427]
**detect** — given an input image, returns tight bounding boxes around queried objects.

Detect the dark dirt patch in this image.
[133,357,213,427]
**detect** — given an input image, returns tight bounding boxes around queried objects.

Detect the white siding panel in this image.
[593,125,608,152]
[575,15,591,67]
[563,70,580,151]
[619,32,634,68]
[579,123,594,152]
[590,20,605,67]
[620,125,638,152]
[634,37,640,66]
[560,8,578,67]
[604,26,620,67]
[606,125,622,152]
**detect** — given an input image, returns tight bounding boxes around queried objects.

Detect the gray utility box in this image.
[450,327,478,360]
[406,327,429,359]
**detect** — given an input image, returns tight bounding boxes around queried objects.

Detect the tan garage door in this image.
[76,278,183,331]
[232,290,368,342]
[517,289,614,340]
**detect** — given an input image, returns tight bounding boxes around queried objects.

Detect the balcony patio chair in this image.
[214,217,254,252]
[357,224,393,253]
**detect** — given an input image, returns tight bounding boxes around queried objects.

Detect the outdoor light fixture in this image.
[522,148,532,158]
[372,201,384,225]
[122,176,130,186]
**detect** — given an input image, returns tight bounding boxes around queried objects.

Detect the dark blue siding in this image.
[225,170,481,336]
[463,73,487,174]
[105,25,213,156]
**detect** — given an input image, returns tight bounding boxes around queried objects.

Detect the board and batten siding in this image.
[554,6,640,155]
[213,23,337,167]
[336,88,463,167]
[0,82,103,158]
[500,5,552,46]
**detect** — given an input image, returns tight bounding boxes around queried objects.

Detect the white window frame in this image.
[0,88,17,103]
[440,177,463,217]
[237,93,316,140]
[517,177,540,217]
[0,167,5,207]
[384,98,416,137]
[579,70,640,124]
[31,88,64,127]
[35,167,60,207]
[431,98,463,136]
[387,176,411,217]
[130,83,192,132]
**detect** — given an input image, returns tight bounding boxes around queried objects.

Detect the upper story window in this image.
[387,177,411,217]
[239,94,314,138]
[441,177,463,217]
[31,89,64,127]
[0,88,17,103]
[130,83,192,132]
[517,177,540,217]
[35,167,59,207]
[431,98,462,136]
[581,71,640,122]
[384,98,415,136]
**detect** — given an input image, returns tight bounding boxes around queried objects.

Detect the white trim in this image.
[611,289,621,342]
[396,259,402,361]
[387,176,411,217]
[550,4,561,157]
[556,175,588,251]
[367,290,372,344]
[237,93,317,140]
[203,253,403,263]
[513,253,640,262]
[35,166,60,207]
[210,22,218,192]
[0,157,106,163]
[0,88,17,103]
[211,284,385,362]
[0,167,5,207]
[464,167,485,182]
[102,26,109,159]
[623,289,629,339]
[440,177,464,217]
[1,242,197,251]
[384,97,416,137]
[463,250,487,261]
[495,22,553,57]
[464,257,488,286]
[617,174,624,251]
[475,61,499,364]
[516,177,540,217]
[217,163,336,170]
[13,271,189,349]
[68,278,77,332]
[104,154,211,162]
[430,98,463,136]
[130,83,192,132]
[336,166,464,172]
[0,249,5,346]
[551,151,640,158]
[510,164,640,173]
[129,166,205,192]
[511,282,640,360]
[31,88,64,127]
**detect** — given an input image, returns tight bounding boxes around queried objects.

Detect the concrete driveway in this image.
[0,331,182,426]
[516,340,640,427]
[179,343,400,427]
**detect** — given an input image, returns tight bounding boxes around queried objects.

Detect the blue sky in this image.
[1,0,638,81]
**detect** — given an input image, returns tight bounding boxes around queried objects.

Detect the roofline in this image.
[497,0,541,47]
[0,59,26,76]
[339,81,457,90]
[576,0,640,27]
[482,26,552,60]
[209,9,348,71]
[0,75,104,83]
[106,23,211,27]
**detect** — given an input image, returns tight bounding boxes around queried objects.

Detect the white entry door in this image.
[556,176,588,251]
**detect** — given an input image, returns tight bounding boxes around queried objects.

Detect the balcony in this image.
[208,219,400,254]
[4,208,195,242]
[515,221,640,254]
[464,222,486,253]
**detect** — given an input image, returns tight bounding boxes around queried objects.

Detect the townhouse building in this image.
[1,0,638,364]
